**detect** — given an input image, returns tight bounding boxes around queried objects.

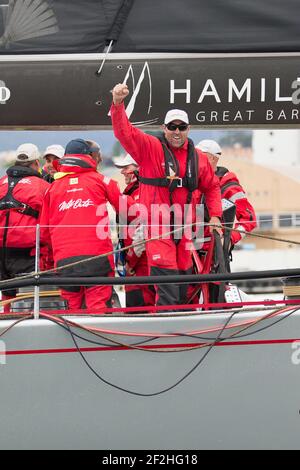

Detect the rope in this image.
[207,222,300,246]
[0,214,298,229]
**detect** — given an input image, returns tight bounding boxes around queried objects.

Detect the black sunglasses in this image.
[166,122,189,131]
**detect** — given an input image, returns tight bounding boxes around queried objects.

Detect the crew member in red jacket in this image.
[114,153,155,307]
[110,83,222,306]
[196,139,257,247]
[0,143,50,312]
[40,139,129,311]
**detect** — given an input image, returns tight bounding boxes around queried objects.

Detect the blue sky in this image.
[0,129,248,157]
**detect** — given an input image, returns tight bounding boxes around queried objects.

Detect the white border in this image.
[1,52,300,62]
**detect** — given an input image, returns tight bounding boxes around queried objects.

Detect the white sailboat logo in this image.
[109,61,159,126]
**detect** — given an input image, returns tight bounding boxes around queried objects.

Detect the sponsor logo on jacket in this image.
[58,198,94,211]
[2,178,31,185]
[66,188,83,193]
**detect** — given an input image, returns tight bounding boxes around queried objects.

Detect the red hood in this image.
[53,154,97,173]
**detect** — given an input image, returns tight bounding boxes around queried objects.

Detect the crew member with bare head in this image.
[86,140,102,167]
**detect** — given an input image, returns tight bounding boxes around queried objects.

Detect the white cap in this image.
[15,143,40,162]
[196,139,222,157]
[164,109,189,125]
[113,153,138,168]
[43,144,65,159]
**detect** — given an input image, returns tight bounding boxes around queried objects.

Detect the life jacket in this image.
[42,169,54,184]
[0,166,42,277]
[215,166,241,195]
[138,134,199,205]
[0,166,41,219]
[123,179,139,196]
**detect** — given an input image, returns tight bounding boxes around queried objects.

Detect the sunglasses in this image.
[166,122,189,131]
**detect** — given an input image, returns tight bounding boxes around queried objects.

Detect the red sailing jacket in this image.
[218,169,257,244]
[110,103,222,228]
[0,167,50,249]
[122,179,148,271]
[40,155,129,264]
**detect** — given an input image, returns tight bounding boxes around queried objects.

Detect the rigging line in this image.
[211,307,298,342]
[175,306,296,339]
[61,310,236,396]
[41,312,166,353]
[0,315,32,338]
[41,307,298,357]
[40,311,230,352]
[3,307,295,363]
[40,304,298,355]
[42,312,187,354]
[39,312,130,349]
[40,313,197,354]
[51,314,212,354]
[36,310,259,339]
[47,305,295,340]
[206,222,300,245]
[41,306,278,349]
[104,306,289,338]
[0,311,164,361]
[223,306,292,340]
[187,305,299,351]
[178,306,298,342]
[161,306,296,353]
[41,314,159,348]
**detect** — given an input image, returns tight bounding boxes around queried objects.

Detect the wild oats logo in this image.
[0,80,10,104]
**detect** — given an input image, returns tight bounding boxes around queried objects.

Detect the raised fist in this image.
[112,83,129,104]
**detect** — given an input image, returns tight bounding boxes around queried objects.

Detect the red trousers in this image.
[61,271,114,312]
[1,294,14,314]
[125,261,155,308]
[146,236,193,306]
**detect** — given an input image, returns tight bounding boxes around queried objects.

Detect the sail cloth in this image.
[0,0,300,54]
